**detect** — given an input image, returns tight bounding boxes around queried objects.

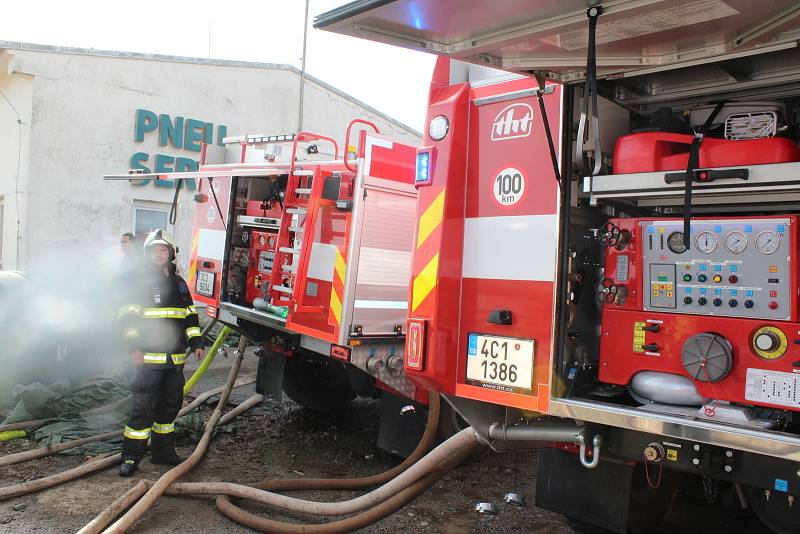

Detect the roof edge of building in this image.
[0,40,422,138]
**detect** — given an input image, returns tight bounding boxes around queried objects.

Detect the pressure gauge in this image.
[695,231,718,254]
[667,232,687,254]
[755,230,780,255]
[724,231,748,254]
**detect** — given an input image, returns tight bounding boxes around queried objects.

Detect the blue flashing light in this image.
[416,152,431,185]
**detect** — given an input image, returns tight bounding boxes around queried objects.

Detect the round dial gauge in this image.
[724,231,748,254]
[755,230,780,255]
[667,232,687,254]
[695,231,718,254]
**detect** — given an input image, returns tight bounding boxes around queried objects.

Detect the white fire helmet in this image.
[144,229,178,261]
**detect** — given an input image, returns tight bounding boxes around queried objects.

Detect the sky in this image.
[0,0,436,131]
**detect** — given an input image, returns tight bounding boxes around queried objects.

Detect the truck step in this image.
[294,188,312,195]
[288,226,304,232]
[286,208,307,215]
[279,247,301,254]
[292,170,314,176]
[272,285,293,294]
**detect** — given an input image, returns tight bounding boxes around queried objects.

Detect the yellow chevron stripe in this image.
[417,190,445,249]
[188,231,200,283]
[329,289,342,325]
[412,253,439,311]
[334,248,346,282]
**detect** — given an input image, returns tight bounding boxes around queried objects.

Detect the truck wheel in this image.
[627,463,682,534]
[436,397,469,441]
[282,353,356,411]
[745,485,800,534]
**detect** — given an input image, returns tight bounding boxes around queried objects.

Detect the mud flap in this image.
[536,449,633,534]
[256,349,287,401]
[376,390,426,458]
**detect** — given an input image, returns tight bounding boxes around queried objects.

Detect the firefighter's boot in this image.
[119,459,139,477]
[151,428,182,465]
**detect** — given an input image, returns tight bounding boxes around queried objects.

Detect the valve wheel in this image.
[599,222,621,247]
[596,278,619,303]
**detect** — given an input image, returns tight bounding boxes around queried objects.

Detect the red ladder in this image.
[268,132,339,313]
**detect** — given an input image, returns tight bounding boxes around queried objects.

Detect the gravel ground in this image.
[0,351,773,533]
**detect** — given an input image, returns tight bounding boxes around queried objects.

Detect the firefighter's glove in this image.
[131,349,144,367]
[194,348,205,361]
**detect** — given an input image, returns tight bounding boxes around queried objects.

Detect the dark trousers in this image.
[122,367,184,461]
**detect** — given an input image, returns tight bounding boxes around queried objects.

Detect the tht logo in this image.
[491,103,534,141]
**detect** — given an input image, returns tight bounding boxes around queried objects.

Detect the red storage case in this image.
[613,132,800,174]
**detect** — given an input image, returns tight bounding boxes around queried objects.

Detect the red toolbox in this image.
[613,132,800,174]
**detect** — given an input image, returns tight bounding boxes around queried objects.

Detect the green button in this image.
[683,274,692,282]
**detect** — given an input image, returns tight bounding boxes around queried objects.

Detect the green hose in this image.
[183,326,232,396]
[0,430,26,442]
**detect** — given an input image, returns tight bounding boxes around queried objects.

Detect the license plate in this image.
[195,270,215,297]
[466,334,534,393]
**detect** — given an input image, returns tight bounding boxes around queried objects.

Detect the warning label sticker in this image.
[541,0,739,52]
[491,167,526,207]
[745,368,800,408]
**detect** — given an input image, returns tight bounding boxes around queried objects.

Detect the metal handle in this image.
[343,119,381,173]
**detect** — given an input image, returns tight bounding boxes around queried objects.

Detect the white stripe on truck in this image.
[462,214,558,281]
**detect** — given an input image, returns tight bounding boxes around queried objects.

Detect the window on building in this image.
[133,202,171,244]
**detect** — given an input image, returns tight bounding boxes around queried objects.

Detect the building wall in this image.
[0,53,33,271]
[0,45,421,275]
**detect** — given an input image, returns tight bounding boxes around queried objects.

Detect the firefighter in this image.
[117,229,205,476]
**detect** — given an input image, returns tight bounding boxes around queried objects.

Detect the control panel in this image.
[641,218,795,321]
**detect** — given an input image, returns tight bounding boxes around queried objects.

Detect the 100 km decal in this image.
[493,167,525,207]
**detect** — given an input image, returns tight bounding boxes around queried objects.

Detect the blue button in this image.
[686,287,692,294]
[731,289,738,296]
[775,479,789,493]
[746,290,754,297]
[715,225,722,233]
[700,265,708,272]
[700,288,707,294]
[714,265,722,272]
[730,265,738,272]
[647,226,655,234]
[745,225,753,233]
[777,224,785,233]
[715,288,722,295]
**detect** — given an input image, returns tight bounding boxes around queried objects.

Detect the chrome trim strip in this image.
[549,397,800,461]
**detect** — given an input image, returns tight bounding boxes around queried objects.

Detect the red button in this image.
[769,301,779,310]
[770,290,778,298]
[728,275,738,284]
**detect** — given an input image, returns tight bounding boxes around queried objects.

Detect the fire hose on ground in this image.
[98,336,247,532]
[81,390,484,534]
[79,392,440,532]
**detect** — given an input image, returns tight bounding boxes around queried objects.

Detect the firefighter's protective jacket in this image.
[117,264,202,366]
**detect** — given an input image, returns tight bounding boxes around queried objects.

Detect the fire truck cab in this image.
[318,1,800,531]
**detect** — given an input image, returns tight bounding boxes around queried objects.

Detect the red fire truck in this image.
[317,1,800,531]
[107,122,428,454]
